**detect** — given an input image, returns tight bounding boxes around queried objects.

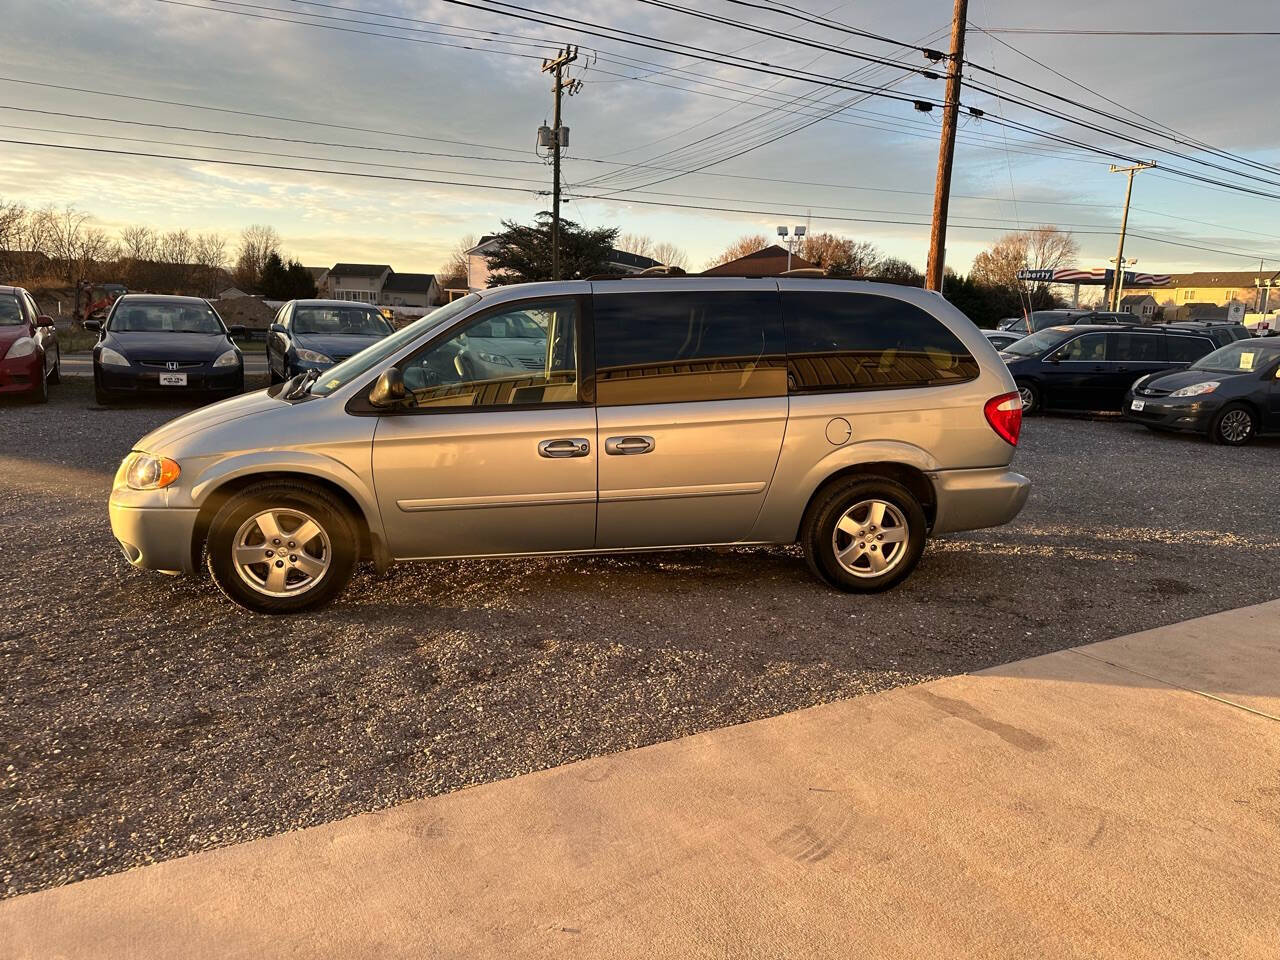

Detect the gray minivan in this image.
[109,279,1030,613]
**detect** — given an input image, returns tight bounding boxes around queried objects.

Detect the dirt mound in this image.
[212,296,275,329]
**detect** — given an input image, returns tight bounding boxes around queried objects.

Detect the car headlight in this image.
[117,452,181,490]
[295,348,332,364]
[1170,381,1220,398]
[99,346,130,367]
[477,352,513,366]
[213,349,241,368]
[3,336,36,360]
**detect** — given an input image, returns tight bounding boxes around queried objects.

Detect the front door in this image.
[1041,331,1110,409]
[370,296,596,559]
[591,284,788,548]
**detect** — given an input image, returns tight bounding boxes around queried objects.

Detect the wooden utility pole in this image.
[925,0,968,292]
[1107,162,1155,310]
[541,46,579,281]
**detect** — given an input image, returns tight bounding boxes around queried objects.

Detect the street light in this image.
[777,225,806,271]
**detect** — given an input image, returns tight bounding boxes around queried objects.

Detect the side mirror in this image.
[269,322,285,335]
[83,320,102,332]
[368,368,406,408]
[227,324,247,338]
[36,315,55,327]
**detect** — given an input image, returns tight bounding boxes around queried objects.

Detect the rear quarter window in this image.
[783,291,978,392]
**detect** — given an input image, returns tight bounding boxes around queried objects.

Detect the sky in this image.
[3,0,1278,278]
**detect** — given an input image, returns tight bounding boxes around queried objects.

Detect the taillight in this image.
[984,392,1023,446]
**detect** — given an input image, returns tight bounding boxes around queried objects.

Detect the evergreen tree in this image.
[484,213,618,284]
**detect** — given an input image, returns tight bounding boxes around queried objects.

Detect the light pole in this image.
[777,225,806,271]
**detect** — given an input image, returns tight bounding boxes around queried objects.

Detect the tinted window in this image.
[594,291,785,405]
[1167,336,1213,363]
[110,302,223,334]
[398,299,578,409]
[1052,333,1108,362]
[1111,332,1164,362]
[293,305,392,337]
[784,291,978,392]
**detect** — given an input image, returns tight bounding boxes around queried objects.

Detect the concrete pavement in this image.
[3,600,1279,959]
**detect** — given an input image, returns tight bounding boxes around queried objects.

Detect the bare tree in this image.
[437,233,476,289]
[158,229,196,291]
[799,233,881,276]
[705,233,770,269]
[233,223,281,292]
[37,205,113,287]
[971,225,1078,299]
[194,232,230,296]
[650,241,689,270]
[119,225,159,263]
[616,232,655,259]
[0,200,29,280]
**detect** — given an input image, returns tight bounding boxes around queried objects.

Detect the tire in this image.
[205,480,359,614]
[801,477,928,593]
[1211,402,1256,446]
[47,347,61,385]
[29,363,49,404]
[94,381,114,406]
[1016,379,1041,416]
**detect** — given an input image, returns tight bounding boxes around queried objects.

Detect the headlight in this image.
[118,452,181,490]
[295,348,332,364]
[1170,381,1220,398]
[213,349,240,368]
[477,352,513,366]
[3,336,36,360]
[99,346,130,367]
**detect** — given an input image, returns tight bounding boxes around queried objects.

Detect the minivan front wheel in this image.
[1211,403,1255,446]
[206,481,358,613]
[801,477,927,593]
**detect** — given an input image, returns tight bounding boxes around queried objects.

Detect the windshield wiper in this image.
[283,368,320,400]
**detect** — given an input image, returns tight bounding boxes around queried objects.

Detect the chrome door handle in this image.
[605,435,655,455]
[538,438,590,458]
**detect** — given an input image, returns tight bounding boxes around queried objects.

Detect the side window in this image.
[1110,332,1164,363]
[1053,333,1108,362]
[398,299,578,409]
[593,290,786,405]
[1167,336,1213,363]
[784,291,978,392]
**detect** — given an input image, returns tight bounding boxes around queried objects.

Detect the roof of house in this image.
[328,263,391,278]
[1119,294,1156,306]
[1165,270,1280,288]
[382,272,436,292]
[305,266,329,280]
[700,244,818,277]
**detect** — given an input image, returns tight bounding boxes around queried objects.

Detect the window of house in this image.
[783,291,978,391]
[593,290,786,405]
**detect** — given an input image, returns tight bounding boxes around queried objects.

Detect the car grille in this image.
[1137,385,1172,397]
[516,357,543,370]
[139,360,205,369]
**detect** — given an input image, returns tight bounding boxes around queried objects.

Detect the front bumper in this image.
[109,497,200,574]
[1122,391,1217,433]
[0,351,42,394]
[97,363,243,394]
[930,466,1030,535]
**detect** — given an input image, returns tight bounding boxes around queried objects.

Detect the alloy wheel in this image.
[831,499,909,578]
[1017,384,1036,412]
[232,508,331,597]
[1219,409,1252,443]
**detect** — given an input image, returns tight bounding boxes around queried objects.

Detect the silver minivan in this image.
[109,279,1030,613]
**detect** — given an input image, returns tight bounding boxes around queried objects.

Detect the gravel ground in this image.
[2,378,1278,899]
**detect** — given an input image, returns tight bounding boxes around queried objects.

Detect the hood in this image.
[1141,368,1247,392]
[105,330,233,362]
[132,388,284,452]
[293,332,386,361]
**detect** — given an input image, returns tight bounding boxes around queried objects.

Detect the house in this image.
[305,266,329,291]
[381,272,439,308]
[1122,269,1280,311]
[701,245,817,277]
[322,263,392,303]
[463,237,663,290]
[1119,293,1157,322]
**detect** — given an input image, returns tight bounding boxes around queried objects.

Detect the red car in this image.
[0,284,60,402]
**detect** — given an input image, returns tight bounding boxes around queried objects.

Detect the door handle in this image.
[605,435,655,455]
[538,437,590,458]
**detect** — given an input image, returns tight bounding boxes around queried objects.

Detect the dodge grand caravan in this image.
[109,279,1031,613]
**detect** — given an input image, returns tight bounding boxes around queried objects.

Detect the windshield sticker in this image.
[1240,351,1255,371]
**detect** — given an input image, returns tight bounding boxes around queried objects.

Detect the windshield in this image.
[293,305,392,337]
[1191,341,1279,374]
[1002,327,1074,357]
[109,302,224,334]
[0,296,22,326]
[310,294,481,396]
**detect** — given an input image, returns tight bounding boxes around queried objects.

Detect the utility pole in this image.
[1107,162,1155,310]
[541,46,579,281]
[925,0,968,292]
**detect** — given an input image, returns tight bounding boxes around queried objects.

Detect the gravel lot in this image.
[2,378,1278,899]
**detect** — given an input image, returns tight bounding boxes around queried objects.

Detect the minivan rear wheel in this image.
[801,477,927,593]
[206,481,359,613]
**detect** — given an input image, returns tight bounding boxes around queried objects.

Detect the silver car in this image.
[109,278,1030,613]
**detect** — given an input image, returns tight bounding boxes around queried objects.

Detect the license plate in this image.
[159,373,188,386]
[1130,399,1145,411]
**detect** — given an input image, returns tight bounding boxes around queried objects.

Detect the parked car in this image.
[1164,320,1252,343]
[87,295,245,405]
[0,284,59,402]
[267,300,395,383]
[1124,339,1280,445]
[108,279,1030,613]
[983,329,1024,351]
[1000,322,1244,414]
[998,309,1141,335]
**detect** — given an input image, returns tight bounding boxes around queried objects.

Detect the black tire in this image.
[47,348,61,385]
[1210,402,1256,446]
[29,363,49,404]
[206,480,359,614]
[94,381,114,406]
[801,477,928,593]
[1016,379,1041,416]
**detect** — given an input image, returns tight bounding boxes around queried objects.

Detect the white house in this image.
[315,263,440,306]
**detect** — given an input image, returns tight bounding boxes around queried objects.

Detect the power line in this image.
[979,28,1280,36]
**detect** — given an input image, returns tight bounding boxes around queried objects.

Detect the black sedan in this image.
[1124,339,1280,445]
[87,295,245,405]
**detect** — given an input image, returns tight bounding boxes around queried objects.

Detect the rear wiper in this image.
[283,368,320,399]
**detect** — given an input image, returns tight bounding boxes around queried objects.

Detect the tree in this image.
[971,225,1078,301]
[706,234,770,268]
[233,223,281,292]
[799,233,881,276]
[193,232,230,297]
[437,233,475,290]
[616,233,689,269]
[259,252,317,300]
[870,256,923,286]
[484,213,618,285]
[286,260,318,299]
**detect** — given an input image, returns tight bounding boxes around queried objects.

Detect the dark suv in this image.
[998,309,1135,335]
[1000,323,1243,414]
